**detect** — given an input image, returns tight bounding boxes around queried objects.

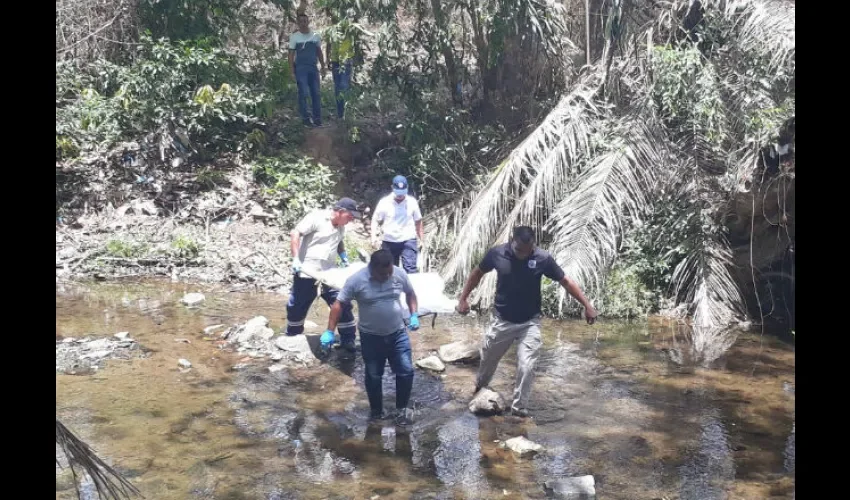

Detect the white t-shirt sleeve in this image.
[294,210,316,235]
[288,33,297,50]
[411,198,422,222]
[373,198,388,222]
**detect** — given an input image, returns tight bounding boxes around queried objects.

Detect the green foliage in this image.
[105,239,149,259]
[56,36,265,157]
[252,154,336,226]
[170,234,202,259]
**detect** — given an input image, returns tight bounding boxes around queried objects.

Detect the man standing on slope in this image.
[455,226,598,417]
[370,175,423,273]
[287,198,362,355]
[326,249,420,425]
[289,12,326,127]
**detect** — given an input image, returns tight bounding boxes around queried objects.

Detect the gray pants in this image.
[476,314,542,411]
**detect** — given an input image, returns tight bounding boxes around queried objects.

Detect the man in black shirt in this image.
[456,226,598,417]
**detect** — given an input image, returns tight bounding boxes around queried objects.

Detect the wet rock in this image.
[416,355,446,372]
[178,358,192,369]
[180,293,206,306]
[56,336,146,374]
[468,388,506,415]
[275,334,311,353]
[227,316,275,344]
[274,334,319,366]
[544,476,596,498]
[438,341,480,363]
[114,331,130,340]
[203,324,225,335]
[502,436,543,456]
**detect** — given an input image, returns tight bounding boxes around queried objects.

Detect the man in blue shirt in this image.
[289,13,326,127]
[456,226,598,417]
[326,249,421,425]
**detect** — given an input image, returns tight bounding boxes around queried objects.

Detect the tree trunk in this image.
[430,0,463,106]
[468,2,491,105]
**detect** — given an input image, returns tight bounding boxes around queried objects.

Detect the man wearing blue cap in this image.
[287,198,362,354]
[370,175,424,274]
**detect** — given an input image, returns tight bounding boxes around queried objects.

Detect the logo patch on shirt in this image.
[527,260,537,269]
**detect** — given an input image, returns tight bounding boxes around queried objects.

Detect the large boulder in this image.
[438,341,480,363]
[468,388,506,415]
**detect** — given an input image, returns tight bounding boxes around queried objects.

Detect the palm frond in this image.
[440,72,604,291]
[419,195,468,272]
[724,0,795,75]
[56,419,141,500]
[671,228,745,365]
[547,119,664,298]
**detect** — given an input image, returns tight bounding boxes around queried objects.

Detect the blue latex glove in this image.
[320,330,335,353]
[339,251,349,268]
[291,257,302,275]
[408,313,420,331]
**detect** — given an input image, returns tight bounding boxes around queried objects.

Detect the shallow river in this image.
[56,281,795,499]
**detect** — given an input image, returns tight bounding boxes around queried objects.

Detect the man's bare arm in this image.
[559,276,598,324]
[456,267,485,314]
[327,300,344,331]
[406,289,418,315]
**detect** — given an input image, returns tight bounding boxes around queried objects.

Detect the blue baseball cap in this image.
[392,175,408,196]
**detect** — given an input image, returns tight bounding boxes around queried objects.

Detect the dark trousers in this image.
[381,239,418,274]
[285,276,355,343]
[331,60,352,118]
[295,66,322,125]
[360,329,414,414]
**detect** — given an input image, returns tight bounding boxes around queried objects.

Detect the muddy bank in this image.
[56,281,795,499]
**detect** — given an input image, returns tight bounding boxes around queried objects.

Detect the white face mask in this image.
[393,188,408,197]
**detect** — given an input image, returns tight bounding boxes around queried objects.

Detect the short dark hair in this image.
[513,226,535,244]
[369,249,394,269]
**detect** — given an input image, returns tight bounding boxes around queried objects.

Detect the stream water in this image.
[56,280,795,499]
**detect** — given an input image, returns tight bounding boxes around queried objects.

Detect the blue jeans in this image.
[331,60,352,118]
[360,329,414,415]
[295,66,321,125]
[381,239,418,274]
[286,276,355,343]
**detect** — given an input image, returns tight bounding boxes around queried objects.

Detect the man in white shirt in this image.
[370,175,423,273]
[287,198,361,353]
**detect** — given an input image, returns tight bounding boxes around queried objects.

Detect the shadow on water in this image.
[56,280,795,499]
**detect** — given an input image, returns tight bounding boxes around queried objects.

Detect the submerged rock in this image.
[180,293,205,306]
[544,476,596,498]
[502,436,543,456]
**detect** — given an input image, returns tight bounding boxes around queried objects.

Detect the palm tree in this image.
[56,419,141,499]
[427,0,795,365]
